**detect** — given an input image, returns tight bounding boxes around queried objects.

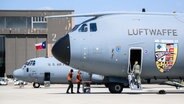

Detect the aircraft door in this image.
[44,72,50,81]
[128,48,143,74]
[127,48,143,90]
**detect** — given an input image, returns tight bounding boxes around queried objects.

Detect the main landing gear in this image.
[108,83,124,93]
[33,82,40,88]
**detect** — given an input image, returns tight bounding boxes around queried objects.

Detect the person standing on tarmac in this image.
[76,70,82,93]
[66,69,74,93]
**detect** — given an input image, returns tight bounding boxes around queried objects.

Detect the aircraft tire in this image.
[104,83,109,88]
[108,83,123,93]
[33,82,40,88]
[158,90,166,94]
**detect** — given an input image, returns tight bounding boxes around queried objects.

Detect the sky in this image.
[1,0,184,23]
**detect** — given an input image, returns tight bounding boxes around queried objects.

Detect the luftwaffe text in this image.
[128,29,177,36]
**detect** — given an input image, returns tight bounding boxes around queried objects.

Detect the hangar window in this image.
[32,16,47,29]
[33,23,47,28]
[78,24,88,32]
[32,17,46,22]
[90,23,97,32]
[0,17,5,28]
[6,17,27,28]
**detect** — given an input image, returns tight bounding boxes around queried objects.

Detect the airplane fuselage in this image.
[14,57,104,86]
[51,12,184,93]
[53,13,184,79]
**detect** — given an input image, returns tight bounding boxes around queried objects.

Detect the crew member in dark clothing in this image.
[76,70,82,93]
[66,69,74,93]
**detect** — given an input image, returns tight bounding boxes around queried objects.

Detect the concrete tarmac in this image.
[1,83,184,104]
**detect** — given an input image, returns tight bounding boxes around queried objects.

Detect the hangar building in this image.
[0,10,74,77]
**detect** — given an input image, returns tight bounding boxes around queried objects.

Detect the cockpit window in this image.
[71,24,80,32]
[78,24,88,32]
[77,23,97,32]
[90,23,97,32]
[25,60,36,66]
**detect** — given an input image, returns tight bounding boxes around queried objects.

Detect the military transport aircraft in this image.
[49,11,184,93]
[13,57,104,88]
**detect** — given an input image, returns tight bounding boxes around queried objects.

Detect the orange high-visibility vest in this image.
[76,74,81,83]
[67,72,72,81]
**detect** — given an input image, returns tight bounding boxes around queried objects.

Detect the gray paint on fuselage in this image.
[68,13,184,79]
[15,57,93,84]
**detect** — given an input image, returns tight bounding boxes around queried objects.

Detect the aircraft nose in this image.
[13,69,24,79]
[52,34,70,65]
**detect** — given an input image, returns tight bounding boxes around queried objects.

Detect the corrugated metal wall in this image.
[5,34,46,76]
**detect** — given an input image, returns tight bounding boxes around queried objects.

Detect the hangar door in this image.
[5,34,47,77]
[0,36,5,77]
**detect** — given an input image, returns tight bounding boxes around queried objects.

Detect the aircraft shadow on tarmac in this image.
[124,91,184,95]
[47,90,184,95]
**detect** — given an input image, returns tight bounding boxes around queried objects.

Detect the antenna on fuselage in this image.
[142,8,146,12]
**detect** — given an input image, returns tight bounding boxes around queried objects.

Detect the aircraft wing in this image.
[45,11,175,18]
[45,12,121,18]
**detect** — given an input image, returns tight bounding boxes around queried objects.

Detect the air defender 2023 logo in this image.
[155,40,178,73]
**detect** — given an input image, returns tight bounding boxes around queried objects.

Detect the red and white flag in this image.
[35,41,46,50]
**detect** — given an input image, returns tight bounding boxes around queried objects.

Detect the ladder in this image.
[128,73,142,90]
